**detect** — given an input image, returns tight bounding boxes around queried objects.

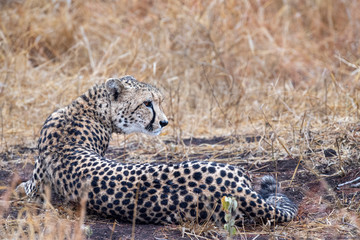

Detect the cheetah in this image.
[17,75,297,224]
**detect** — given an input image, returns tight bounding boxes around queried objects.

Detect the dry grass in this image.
[0,0,360,239]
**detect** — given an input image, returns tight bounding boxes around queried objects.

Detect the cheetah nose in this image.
[159,120,168,128]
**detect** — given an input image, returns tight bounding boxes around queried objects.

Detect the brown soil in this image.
[1,136,359,239]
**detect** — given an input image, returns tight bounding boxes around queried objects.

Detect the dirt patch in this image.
[1,136,359,239]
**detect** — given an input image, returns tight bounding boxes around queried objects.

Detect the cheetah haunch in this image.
[18,76,297,224]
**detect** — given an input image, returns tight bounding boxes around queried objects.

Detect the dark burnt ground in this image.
[1,135,359,239]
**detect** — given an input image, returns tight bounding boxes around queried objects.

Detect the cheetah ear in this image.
[105,78,126,101]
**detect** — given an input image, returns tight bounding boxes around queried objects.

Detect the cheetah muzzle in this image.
[17,76,297,225]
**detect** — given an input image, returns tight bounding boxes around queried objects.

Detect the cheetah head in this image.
[105,76,168,136]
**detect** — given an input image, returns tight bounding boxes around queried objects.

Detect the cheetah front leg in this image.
[15,156,47,199]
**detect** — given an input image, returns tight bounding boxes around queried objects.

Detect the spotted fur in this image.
[17,76,297,224]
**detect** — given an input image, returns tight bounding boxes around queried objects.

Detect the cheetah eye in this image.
[143,101,152,108]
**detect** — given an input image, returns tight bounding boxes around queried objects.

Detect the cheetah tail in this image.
[254,175,298,223]
[258,175,278,199]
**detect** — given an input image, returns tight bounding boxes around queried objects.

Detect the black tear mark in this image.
[145,105,156,132]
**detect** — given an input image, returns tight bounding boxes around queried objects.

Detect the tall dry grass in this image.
[1,0,358,148]
[0,0,359,239]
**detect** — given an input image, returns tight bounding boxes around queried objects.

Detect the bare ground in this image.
[1,134,359,239]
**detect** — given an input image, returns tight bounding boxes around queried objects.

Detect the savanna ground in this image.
[0,0,359,239]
